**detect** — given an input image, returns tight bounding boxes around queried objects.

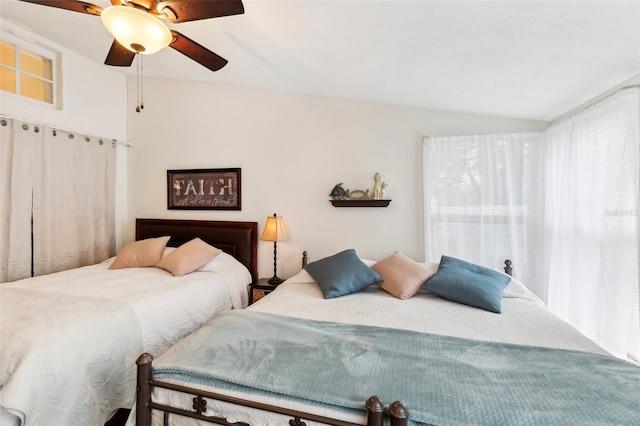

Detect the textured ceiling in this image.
[1,0,639,121]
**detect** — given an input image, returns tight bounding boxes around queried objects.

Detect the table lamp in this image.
[260,213,289,284]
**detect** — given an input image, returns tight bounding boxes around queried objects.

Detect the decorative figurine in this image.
[380,181,388,199]
[329,183,347,199]
[347,189,370,199]
[372,172,386,200]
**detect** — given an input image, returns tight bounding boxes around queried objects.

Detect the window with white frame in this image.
[0,32,58,106]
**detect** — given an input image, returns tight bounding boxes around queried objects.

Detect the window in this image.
[423,133,536,285]
[0,33,58,106]
[424,89,639,361]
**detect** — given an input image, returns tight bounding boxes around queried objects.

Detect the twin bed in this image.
[0,219,257,426]
[2,219,639,425]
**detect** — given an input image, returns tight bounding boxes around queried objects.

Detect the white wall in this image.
[0,19,129,248]
[127,78,546,279]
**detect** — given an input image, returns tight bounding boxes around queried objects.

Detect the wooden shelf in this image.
[330,199,391,207]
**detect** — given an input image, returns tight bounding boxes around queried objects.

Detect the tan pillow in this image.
[371,252,435,299]
[156,238,222,276]
[110,236,171,269]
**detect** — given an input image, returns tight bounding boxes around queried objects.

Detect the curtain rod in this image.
[547,83,640,128]
[423,131,540,140]
[0,113,133,148]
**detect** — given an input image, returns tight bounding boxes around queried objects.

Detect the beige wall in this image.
[126,78,546,279]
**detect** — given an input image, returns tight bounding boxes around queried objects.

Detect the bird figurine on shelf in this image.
[329,183,347,200]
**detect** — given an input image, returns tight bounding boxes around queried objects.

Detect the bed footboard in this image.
[136,353,408,426]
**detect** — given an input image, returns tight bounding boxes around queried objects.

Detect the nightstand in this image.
[249,278,282,304]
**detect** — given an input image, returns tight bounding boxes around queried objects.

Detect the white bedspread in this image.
[0,288,142,426]
[251,269,608,355]
[0,256,251,426]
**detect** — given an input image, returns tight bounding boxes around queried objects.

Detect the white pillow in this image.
[199,251,237,272]
[502,276,544,303]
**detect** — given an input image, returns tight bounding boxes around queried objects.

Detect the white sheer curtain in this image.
[0,118,116,282]
[423,87,639,359]
[534,89,639,358]
[423,132,539,286]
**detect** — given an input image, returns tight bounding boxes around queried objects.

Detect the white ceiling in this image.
[1,0,639,121]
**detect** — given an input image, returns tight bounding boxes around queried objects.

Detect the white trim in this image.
[0,28,61,108]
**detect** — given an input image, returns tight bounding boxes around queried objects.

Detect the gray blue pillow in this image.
[426,255,511,313]
[304,249,383,299]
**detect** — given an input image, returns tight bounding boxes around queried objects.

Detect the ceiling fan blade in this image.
[158,0,244,23]
[169,30,228,72]
[18,0,102,15]
[104,40,136,67]
[120,0,154,9]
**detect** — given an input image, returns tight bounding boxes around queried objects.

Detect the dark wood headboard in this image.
[135,218,258,283]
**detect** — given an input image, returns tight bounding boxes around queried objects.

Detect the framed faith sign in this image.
[167,168,241,210]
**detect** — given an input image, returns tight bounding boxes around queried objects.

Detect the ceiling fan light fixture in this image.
[101,6,172,54]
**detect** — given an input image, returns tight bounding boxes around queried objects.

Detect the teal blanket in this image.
[153,310,640,425]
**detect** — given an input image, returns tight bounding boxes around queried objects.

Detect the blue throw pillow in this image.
[426,255,511,313]
[304,249,383,299]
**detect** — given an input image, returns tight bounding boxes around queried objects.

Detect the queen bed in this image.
[0,218,258,426]
[129,250,640,426]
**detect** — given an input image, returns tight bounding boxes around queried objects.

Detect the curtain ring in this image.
[85,137,90,143]
[0,119,7,126]
[98,140,104,146]
[52,130,57,136]
[34,126,39,133]
[68,134,74,139]
[111,142,116,148]
[22,124,29,131]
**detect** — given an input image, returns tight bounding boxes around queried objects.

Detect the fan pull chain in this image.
[136,54,145,113]
[135,54,139,112]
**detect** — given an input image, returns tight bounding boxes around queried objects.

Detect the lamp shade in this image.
[260,214,289,242]
[101,6,172,54]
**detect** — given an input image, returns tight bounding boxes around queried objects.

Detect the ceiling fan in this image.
[18,0,245,72]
